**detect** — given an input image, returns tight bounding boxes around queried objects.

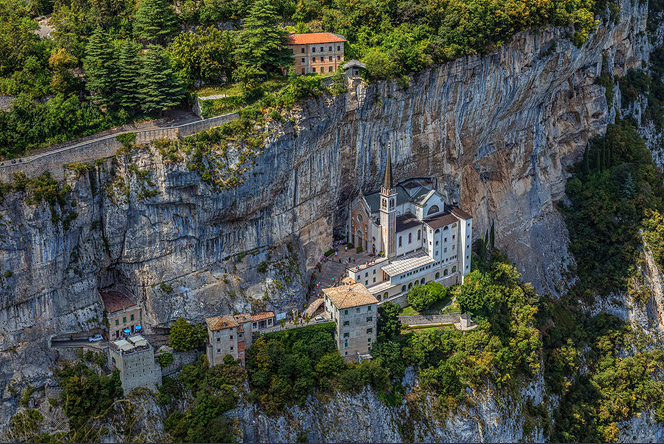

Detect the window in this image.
[357,213,363,223]
[343,332,349,338]
[444,247,447,252]
[444,238,447,242]
[452,245,455,249]
[402,285,407,292]
[320,46,324,51]
[312,57,316,62]
[373,269,376,274]
[408,233,412,243]
[230,335,233,339]
[312,67,316,72]
[356,307,361,313]
[467,255,469,259]
[217,349,220,353]
[443,226,448,231]
[130,314,134,321]
[217,337,220,342]
[367,317,372,322]
[123,316,126,323]
[418,230,421,240]
[337,55,340,60]
[312,47,316,52]
[453,235,456,240]
[329,66,333,72]
[344,340,348,348]
[301,58,305,63]
[345,309,348,315]
[444,269,449,276]
[365,281,368,285]
[435,272,440,278]
[329,46,332,51]
[421,278,425,285]
[365,272,368,277]
[467,234,470,238]
[329,56,332,61]
[367,328,373,334]
[302,68,306,74]
[337,45,341,50]
[398,236,402,247]
[435,229,440,234]
[115,319,119,326]
[343,321,349,326]
[452,266,457,272]
[368,337,372,343]
[373,277,376,283]
[301,48,305,53]
[230,346,234,350]
[436,241,439,246]
[368,305,372,311]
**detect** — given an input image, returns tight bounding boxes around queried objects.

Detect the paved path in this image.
[399,313,461,325]
[50,339,107,351]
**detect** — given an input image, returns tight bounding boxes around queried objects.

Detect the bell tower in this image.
[380,148,397,258]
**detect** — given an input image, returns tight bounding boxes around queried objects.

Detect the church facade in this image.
[346,153,473,303]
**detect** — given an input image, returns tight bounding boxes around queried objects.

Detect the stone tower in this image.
[380,149,397,258]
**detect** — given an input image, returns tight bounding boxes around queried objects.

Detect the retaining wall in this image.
[398,313,461,326]
[0,112,239,182]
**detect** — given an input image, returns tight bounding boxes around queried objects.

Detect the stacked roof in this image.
[205,315,239,331]
[323,283,378,309]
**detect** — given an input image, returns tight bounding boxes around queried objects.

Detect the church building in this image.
[346,152,473,303]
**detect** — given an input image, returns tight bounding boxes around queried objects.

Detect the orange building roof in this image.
[323,283,378,309]
[252,312,275,322]
[100,291,136,314]
[287,33,346,45]
[205,315,238,331]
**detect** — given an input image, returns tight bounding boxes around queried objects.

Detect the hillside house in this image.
[101,291,142,339]
[286,33,346,75]
[108,335,160,394]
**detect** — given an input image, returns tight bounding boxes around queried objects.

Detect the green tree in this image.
[0,0,39,75]
[456,270,491,314]
[83,26,119,106]
[169,317,206,351]
[233,0,292,80]
[377,301,401,341]
[117,39,142,110]
[133,0,178,44]
[137,45,185,114]
[167,26,238,87]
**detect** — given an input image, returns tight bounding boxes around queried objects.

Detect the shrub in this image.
[169,317,207,351]
[116,132,136,147]
[158,353,174,367]
[160,282,174,293]
[257,261,268,273]
[324,248,336,257]
[356,245,363,253]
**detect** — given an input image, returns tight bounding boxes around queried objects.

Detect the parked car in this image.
[315,316,326,323]
[88,334,103,342]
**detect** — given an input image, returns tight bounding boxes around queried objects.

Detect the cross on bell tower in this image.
[380,145,397,259]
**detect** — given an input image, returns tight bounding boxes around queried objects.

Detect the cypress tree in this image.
[490,220,495,250]
[117,39,142,110]
[133,0,178,44]
[583,143,590,175]
[233,0,293,76]
[84,26,118,106]
[137,45,185,114]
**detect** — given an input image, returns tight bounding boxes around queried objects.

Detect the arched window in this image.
[408,283,413,289]
[357,214,363,223]
[417,230,421,240]
[435,272,440,279]
[443,226,449,230]
[434,229,440,234]
[444,269,449,276]
[398,236,402,247]
[427,205,439,215]
[408,233,412,243]
[421,278,426,285]
[413,281,419,286]
[402,285,407,293]
[452,266,457,273]
[384,292,389,299]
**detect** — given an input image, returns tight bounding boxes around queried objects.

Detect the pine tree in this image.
[583,143,590,175]
[233,0,292,77]
[137,45,185,114]
[83,26,118,106]
[117,39,141,110]
[618,171,637,200]
[133,0,178,44]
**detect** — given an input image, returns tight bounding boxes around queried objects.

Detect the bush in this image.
[157,353,174,368]
[356,245,363,253]
[407,282,448,312]
[324,248,335,257]
[257,261,268,273]
[116,132,137,147]
[169,317,208,351]
[10,409,43,438]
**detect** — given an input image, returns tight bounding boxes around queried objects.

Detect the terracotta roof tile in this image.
[252,312,275,322]
[451,206,472,220]
[323,283,378,309]
[205,315,238,331]
[423,212,459,229]
[234,313,252,323]
[287,33,346,45]
[100,291,136,314]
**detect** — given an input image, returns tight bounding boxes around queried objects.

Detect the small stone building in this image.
[286,33,346,75]
[251,312,276,333]
[342,59,366,78]
[108,335,160,394]
[205,315,241,365]
[234,313,253,362]
[323,283,378,360]
[101,291,142,339]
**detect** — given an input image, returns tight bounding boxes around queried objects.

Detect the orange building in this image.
[286,32,346,75]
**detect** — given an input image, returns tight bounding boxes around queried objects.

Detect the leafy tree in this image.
[407,282,448,312]
[456,270,492,315]
[137,45,185,113]
[168,26,238,87]
[133,0,179,44]
[0,0,39,75]
[233,0,292,80]
[371,340,405,378]
[117,39,142,110]
[49,48,79,95]
[169,317,207,351]
[84,27,119,106]
[377,301,401,341]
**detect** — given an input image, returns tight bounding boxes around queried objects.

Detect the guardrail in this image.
[0,112,239,182]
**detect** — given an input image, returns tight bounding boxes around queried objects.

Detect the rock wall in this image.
[0,0,652,434]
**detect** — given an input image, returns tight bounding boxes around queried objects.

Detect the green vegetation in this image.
[10,409,43,440]
[406,281,449,312]
[560,119,664,299]
[169,317,208,351]
[161,355,244,442]
[158,352,174,367]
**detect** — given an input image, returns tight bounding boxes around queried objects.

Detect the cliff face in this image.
[0,0,653,435]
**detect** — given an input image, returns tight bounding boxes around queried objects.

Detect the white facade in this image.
[346,163,473,305]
